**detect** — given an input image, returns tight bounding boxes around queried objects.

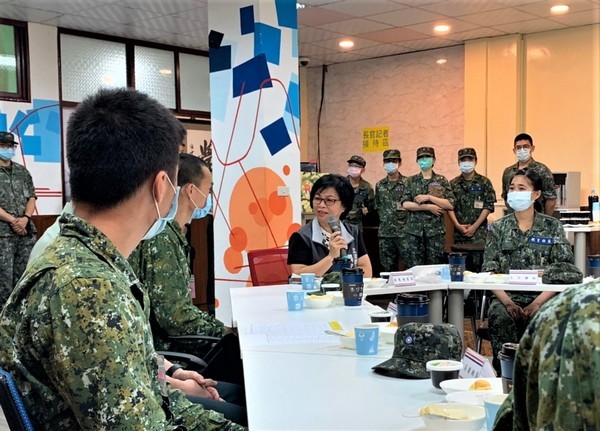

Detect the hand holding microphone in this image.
[327,215,348,258]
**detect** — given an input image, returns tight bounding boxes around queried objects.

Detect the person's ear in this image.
[152,171,170,205]
[532,189,542,201]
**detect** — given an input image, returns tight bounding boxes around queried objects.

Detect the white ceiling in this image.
[1,0,599,66]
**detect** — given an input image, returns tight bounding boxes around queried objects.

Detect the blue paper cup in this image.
[354,324,379,355]
[484,394,508,431]
[301,273,316,290]
[286,290,305,311]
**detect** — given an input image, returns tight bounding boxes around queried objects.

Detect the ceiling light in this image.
[436,58,447,65]
[550,4,570,14]
[434,24,451,33]
[159,69,172,76]
[296,2,305,9]
[339,40,354,48]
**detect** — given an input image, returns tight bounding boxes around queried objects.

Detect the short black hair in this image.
[67,88,184,210]
[511,168,543,192]
[178,153,210,187]
[514,133,533,146]
[309,174,354,219]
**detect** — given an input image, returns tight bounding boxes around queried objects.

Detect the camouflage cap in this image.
[458,147,477,160]
[0,132,17,145]
[541,262,583,284]
[372,323,463,379]
[416,147,435,159]
[383,149,401,160]
[347,155,366,167]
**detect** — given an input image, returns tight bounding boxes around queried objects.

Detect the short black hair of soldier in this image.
[513,133,533,146]
[511,168,543,192]
[178,153,210,188]
[309,174,354,219]
[67,88,184,210]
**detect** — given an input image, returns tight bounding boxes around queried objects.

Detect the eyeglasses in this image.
[313,196,340,206]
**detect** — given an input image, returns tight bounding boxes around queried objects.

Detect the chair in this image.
[247,248,291,286]
[475,290,491,354]
[0,368,35,431]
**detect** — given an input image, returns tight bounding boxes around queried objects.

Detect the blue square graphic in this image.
[210,45,232,73]
[22,135,41,156]
[232,54,272,97]
[254,23,281,65]
[275,0,297,29]
[240,5,254,35]
[285,79,299,119]
[260,117,292,156]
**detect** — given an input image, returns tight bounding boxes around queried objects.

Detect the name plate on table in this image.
[460,348,496,378]
[389,271,416,287]
[509,270,539,285]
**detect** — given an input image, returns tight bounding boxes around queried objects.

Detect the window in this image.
[0,19,30,102]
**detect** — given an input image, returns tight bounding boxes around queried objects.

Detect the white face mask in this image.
[142,177,179,241]
[459,161,475,174]
[516,148,531,163]
[507,191,534,212]
[347,166,362,178]
[384,162,398,174]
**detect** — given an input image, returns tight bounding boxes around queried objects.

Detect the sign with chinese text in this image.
[362,126,390,153]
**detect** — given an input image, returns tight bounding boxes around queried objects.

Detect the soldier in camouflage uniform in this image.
[482,169,573,373]
[345,155,375,231]
[0,89,245,430]
[401,147,455,268]
[502,133,556,215]
[129,154,244,387]
[493,280,599,431]
[375,149,409,272]
[0,131,37,308]
[448,148,496,271]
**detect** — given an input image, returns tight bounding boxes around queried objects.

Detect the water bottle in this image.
[589,189,599,221]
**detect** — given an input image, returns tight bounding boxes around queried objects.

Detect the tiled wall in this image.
[305,45,465,186]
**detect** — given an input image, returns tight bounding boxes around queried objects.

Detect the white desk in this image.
[447,282,579,338]
[564,225,600,272]
[243,350,443,430]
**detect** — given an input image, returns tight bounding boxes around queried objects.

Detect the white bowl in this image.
[484,274,509,284]
[329,291,344,305]
[421,403,485,431]
[337,332,356,349]
[304,294,333,309]
[365,277,388,288]
[446,390,492,406]
[440,378,503,394]
[378,322,397,344]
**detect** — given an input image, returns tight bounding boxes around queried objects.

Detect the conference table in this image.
[230,285,446,430]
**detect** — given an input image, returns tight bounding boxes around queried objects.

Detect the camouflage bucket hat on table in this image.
[347,155,366,167]
[541,262,583,284]
[416,147,435,159]
[458,147,477,159]
[383,149,401,160]
[372,323,463,379]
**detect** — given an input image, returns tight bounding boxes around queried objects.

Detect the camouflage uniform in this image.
[375,175,408,272]
[481,212,573,372]
[129,220,225,353]
[0,214,244,431]
[449,172,496,269]
[501,159,556,213]
[0,161,37,307]
[401,172,455,267]
[493,281,600,431]
[345,176,375,231]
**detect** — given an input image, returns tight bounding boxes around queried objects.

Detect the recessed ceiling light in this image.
[434,24,451,33]
[296,2,305,9]
[550,4,570,14]
[436,58,447,65]
[339,40,354,48]
[159,69,172,76]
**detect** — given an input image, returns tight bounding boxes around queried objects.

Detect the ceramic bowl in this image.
[304,294,333,309]
[329,291,344,305]
[420,403,485,431]
[337,332,356,349]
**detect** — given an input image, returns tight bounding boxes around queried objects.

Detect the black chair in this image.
[0,367,35,431]
[157,335,221,373]
[475,290,491,354]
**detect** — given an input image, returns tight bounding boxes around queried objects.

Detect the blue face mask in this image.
[417,157,433,171]
[459,161,475,174]
[190,185,212,219]
[384,162,398,174]
[142,177,179,241]
[0,148,16,161]
[507,191,534,212]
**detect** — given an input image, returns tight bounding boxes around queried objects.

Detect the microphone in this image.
[327,215,347,258]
